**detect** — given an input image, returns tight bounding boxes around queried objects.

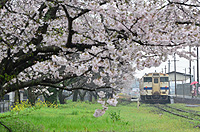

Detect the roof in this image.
[167,71,193,77]
[167,71,193,81]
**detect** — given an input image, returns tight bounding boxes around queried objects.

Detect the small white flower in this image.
[113,94,119,99]
[87,78,92,83]
[98,91,105,98]
[93,109,105,117]
[102,105,108,110]
[97,99,105,105]
[24,87,29,90]
[49,92,54,96]
[107,98,118,107]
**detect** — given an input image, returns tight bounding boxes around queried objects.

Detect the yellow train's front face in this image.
[159,73,169,95]
[140,73,170,103]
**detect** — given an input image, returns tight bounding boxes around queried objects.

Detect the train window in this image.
[160,77,169,82]
[154,78,158,83]
[144,77,152,82]
[153,73,159,76]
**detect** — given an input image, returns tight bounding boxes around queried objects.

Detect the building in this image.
[167,71,193,95]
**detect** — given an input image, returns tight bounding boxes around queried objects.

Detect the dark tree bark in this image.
[78,90,87,101]
[27,88,36,106]
[43,87,57,106]
[72,90,78,102]
[89,91,93,102]
[92,91,97,101]
[58,89,65,104]
[58,89,73,104]
[14,90,20,104]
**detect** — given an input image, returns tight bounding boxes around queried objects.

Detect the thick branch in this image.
[169,1,200,7]
[0,46,62,84]
[0,0,9,9]
[4,67,92,93]
[65,42,105,51]
[4,74,77,94]
[39,83,112,91]
[132,39,185,47]
[175,21,200,26]
[0,121,12,132]
[62,5,74,46]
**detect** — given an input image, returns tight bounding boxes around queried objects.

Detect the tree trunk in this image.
[78,90,87,101]
[0,85,4,101]
[14,90,20,104]
[27,88,36,106]
[58,89,65,104]
[43,87,57,106]
[92,91,97,101]
[72,90,78,102]
[89,91,92,102]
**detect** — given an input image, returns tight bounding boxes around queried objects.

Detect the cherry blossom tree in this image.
[0,0,200,120]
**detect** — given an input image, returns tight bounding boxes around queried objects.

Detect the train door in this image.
[152,77,160,95]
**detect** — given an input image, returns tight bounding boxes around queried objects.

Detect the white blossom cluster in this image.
[93,91,119,117]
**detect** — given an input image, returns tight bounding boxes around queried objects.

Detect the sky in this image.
[134,49,199,80]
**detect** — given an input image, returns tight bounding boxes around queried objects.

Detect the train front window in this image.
[154,78,158,83]
[144,77,152,82]
[160,77,169,82]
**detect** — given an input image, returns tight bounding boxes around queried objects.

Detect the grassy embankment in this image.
[0,100,200,132]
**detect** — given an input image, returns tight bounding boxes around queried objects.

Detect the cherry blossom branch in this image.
[39,83,112,91]
[175,21,200,27]
[168,1,200,7]
[0,46,62,84]
[0,0,9,9]
[3,65,92,93]
[65,43,105,51]
[131,39,186,47]
[73,9,90,20]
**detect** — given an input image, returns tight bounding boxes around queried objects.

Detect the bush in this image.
[0,99,59,132]
[109,110,121,122]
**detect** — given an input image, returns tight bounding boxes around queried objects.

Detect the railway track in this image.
[151,104,200,122]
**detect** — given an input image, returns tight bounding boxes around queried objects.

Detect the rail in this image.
[151,104,200,122]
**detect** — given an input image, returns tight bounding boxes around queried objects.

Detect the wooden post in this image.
[137,98,140,109]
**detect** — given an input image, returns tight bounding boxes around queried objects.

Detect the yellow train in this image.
[140,73,170,103]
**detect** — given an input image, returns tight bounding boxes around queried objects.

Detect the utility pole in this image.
[189,46,192,84]
[193,66,195,82]
[168,60,171,73]
[164,65,167,73]
[197,47,199,96]
[175,54,177,97]
[189,46,192,93]
[183,68,186,98]
[173,53,177,97]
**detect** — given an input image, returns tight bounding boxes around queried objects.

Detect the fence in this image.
[177,83,191,96]
[0,101,14,113]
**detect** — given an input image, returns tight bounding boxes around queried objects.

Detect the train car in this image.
[140,73,170,103]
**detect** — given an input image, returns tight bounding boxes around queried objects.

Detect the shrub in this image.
[109,110,121,122]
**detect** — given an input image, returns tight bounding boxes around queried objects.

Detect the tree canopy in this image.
[0,0,200,98]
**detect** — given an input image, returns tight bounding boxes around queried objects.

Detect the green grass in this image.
[0,101,200,132]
